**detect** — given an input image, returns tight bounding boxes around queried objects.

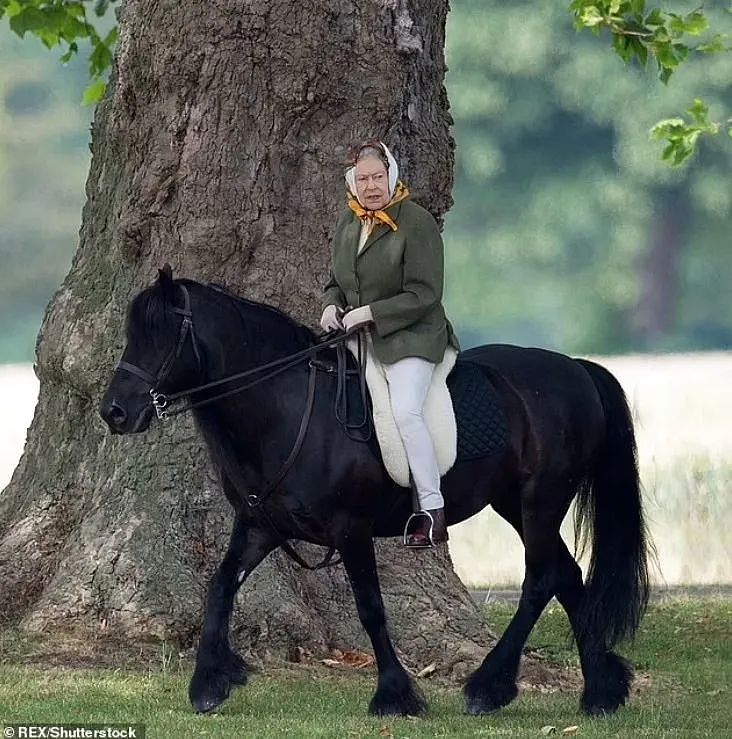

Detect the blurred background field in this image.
[0,2,730,587]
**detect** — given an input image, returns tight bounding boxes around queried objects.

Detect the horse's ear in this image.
[158,263,173,283]
[157,263,175,300]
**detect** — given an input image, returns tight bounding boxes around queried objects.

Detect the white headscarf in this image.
[345,142,399,206]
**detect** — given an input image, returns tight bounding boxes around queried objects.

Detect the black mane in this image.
[127,283,178,350]
[129,277,320,360]
[203,281,317,351]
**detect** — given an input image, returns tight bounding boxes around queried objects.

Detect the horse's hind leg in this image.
[338,528,427,717]
[554,542,633,715]
[189,512,276,713]
[464,477,565,715]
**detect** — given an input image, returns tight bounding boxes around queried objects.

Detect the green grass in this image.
[0,599,729,737]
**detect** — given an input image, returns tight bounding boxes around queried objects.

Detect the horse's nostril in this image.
[109,401,127,425]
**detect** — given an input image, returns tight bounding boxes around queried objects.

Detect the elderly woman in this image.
[320,140,460,547]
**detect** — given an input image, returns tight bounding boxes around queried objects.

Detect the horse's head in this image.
[100,265,202,434]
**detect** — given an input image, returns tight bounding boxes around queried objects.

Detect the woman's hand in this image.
[342,305,373,332]
[320,304,344,331]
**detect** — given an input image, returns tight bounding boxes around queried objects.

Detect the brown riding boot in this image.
[404,508,449,548]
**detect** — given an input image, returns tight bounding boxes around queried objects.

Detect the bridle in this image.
[117,284,203,415]
[115,283,371,570]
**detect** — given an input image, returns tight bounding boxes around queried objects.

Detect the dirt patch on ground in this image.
[0,627,194,672]
[518,657,582,695]
[1,626,583,693]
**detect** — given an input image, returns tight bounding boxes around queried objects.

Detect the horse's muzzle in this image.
[100,397,153,434]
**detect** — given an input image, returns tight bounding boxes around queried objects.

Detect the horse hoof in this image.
[464,689,517,715]
[192,696,225,715]
[581,691,628,716]
[465,699,499,715]
[189,669,233,714]
[464,677,518,715]
[580,651,632,716]
[368,674,427,717]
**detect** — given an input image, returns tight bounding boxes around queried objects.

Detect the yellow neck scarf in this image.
[347,181,410,235]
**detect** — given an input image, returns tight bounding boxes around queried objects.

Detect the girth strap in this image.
[245,362,342,571]
[248,362,318,505]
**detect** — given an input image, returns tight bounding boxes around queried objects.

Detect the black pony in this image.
[100,268,650,718]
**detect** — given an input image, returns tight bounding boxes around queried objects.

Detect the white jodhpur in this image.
[383,356,444,510]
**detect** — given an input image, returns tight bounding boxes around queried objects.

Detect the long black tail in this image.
[573,358,651,652]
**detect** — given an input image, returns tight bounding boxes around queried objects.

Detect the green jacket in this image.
[322,198,460,364]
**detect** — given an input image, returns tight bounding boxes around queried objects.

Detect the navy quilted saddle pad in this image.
[446,359,509,461]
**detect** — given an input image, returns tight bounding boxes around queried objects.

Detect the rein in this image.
[116,284,370,571]
[152,324,366,421]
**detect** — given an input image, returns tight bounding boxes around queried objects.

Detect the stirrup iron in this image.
[403,510,435,548]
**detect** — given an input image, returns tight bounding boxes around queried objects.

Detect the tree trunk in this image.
[630,185,689,347]
[0,0,491,675]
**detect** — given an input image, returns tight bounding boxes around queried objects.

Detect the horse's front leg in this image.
[189,512,276,713]
[339,529,427,716]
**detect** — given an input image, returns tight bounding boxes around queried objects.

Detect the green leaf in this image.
[59,41,79,64]
[683,11,709,36]
[668,10,708,37]
[3,0,22,20]
[630,36,648,66]
[629,0,646,15]
[103,26,118,46]
[661,141,676,161]
[82,78,106,106]
[59,17,90,43]
[9,7,47,37]
[688,98,709,125]
[667,12,684,37]
[613,32,633,62]
[645,8,664,26]
[650,117,685,139]
[37,28,59,49]
[89,40,113,77]
[673,43,688,63]
[697,35,728,54]
[580,6,604,27]
[66,3,86,20]
[650,99,722,168]
[652,26,670,44]
[672,147,689,166]
[654,40,678,69]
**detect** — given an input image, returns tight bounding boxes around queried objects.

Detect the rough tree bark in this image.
[0,0,492,675]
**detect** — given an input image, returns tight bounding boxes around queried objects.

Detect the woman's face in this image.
[354,156,390,210]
